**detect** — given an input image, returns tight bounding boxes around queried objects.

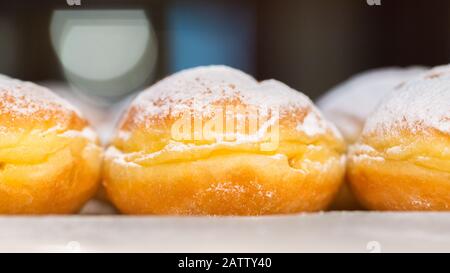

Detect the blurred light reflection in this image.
[50,9,157,102]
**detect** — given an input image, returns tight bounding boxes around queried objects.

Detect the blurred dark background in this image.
[0,0,449,100]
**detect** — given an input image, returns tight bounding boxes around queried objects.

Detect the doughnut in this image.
[317,67,426,210]
[103,65,346,215]
[0,77,102,214]
[347,65,450,210]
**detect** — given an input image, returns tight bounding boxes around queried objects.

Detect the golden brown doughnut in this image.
[103,66,346,215]
[0,77,102,214]
[348,65,450,210]
[318,67,426,210]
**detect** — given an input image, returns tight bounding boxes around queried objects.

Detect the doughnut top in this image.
[363,65,450,136]
[116,65,342,152]
[130,66,326,120]
[0,77,87,131]
[317,67,426,142]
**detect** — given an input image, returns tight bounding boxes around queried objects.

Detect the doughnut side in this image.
[348,156,450,210]
[0,129,102,213]
[104,145,345,215]
[348,130,450,210]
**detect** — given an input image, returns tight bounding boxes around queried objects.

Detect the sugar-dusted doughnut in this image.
[104,66,345,215]
[0,77,102,214]
[348,65,450,210]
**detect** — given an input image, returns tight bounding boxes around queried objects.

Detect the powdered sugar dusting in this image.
[127,65,338,139]
[363,65,450,135]
[296,111,327,137]
[317,67,426,141]
[132,65,257,120]
[0,77,82,118]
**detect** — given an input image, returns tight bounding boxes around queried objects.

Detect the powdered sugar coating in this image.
[125,65,340,139]
[363,65,450,136]
[317,67,426,141]
[0,77,82,119]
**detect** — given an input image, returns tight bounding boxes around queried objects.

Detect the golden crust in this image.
[348,129,450,210]
[104,151,344,215]
[0,139,102,214]
[104,66,345,215]
[348,152,450,210]
[0,78,102,214]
